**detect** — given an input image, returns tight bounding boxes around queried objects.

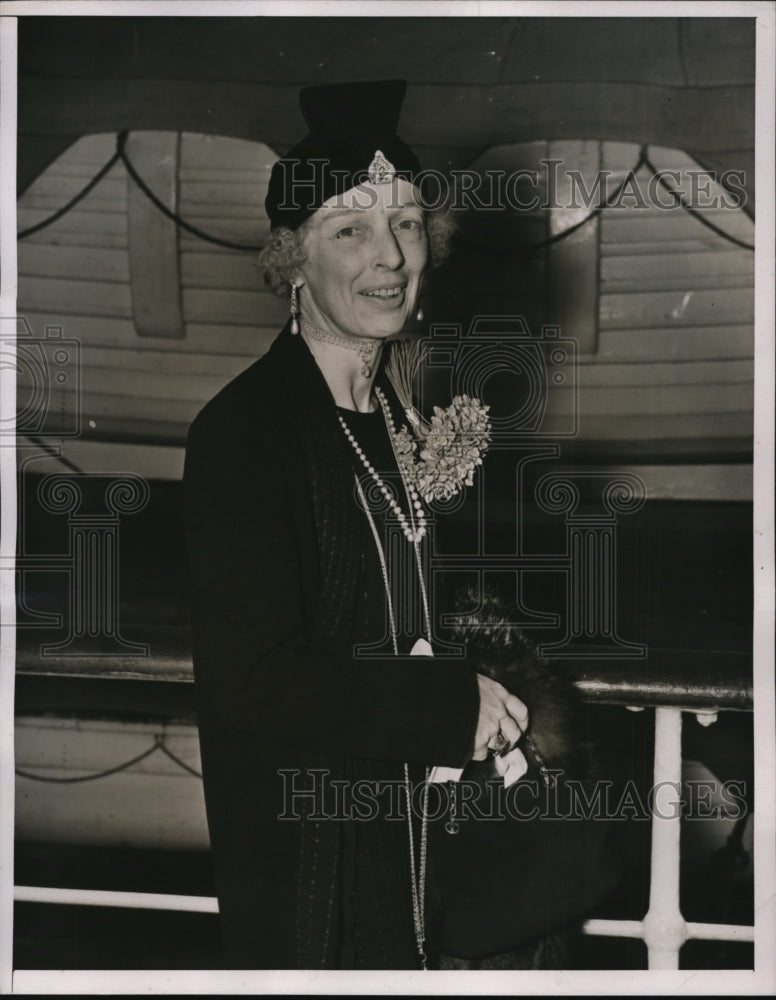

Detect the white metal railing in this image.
[14,885,218,913]
[14,703,754,969]
[579,705,754,967]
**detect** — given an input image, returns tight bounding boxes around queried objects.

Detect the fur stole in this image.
[447,588,593,787]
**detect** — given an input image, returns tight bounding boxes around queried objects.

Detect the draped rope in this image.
[642,151,754,251]
[17,132,754,253]
[16,732,203,783]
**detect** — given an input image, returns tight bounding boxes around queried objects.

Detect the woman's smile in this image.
[359,282,407,303]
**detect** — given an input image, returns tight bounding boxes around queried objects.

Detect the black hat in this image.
[265,80,422,231]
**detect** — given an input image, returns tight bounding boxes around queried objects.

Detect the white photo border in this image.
[0,1,773,995]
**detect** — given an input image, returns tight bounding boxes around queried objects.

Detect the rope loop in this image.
[18,133,752,253]
[16,731,203,783]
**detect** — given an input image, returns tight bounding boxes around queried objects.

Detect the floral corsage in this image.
[385,339,492,503]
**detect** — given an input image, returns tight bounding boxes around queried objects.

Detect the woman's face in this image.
[297,178,428,340]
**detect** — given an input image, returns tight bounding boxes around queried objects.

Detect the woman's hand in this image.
[472,674,529,761]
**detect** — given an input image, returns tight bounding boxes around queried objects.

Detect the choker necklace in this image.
[300,316,382,378]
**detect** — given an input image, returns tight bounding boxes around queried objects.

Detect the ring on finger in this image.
[489,730,511,756]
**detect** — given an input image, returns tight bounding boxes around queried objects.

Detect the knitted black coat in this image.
[183,325,479,969]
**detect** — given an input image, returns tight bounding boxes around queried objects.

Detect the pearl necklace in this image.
[337,388,427,544]
[405,761,430,969]
[300,316,382,378]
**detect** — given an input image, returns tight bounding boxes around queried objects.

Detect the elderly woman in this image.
[183,80,530,970]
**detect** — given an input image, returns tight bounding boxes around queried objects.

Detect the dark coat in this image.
[183,325,479,969]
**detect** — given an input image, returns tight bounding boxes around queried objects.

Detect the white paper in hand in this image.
[494,746,529,787]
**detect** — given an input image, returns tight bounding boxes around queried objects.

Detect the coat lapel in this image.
[270,324,362,646]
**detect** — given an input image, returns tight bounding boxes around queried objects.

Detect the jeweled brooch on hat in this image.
[368,149,396,184]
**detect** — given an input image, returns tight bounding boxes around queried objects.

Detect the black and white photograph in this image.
[0,1,773,994]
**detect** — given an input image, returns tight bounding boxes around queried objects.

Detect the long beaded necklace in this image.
[345,395,433,970]
[355,476,431,968]
[376,385,433,639]
[337,386,427,544]
[337,387,427,544]
[301,315,382,378]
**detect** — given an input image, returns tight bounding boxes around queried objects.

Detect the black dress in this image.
[336,404,430,968]
[183,325,479,969]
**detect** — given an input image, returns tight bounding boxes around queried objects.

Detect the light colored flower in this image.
[397,395,491,503]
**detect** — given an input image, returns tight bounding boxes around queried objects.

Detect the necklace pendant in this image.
[361,361,371,378]
[410,637,434,657]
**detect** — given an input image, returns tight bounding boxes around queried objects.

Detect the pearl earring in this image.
[416,306,424,322]
[290,283,299,335]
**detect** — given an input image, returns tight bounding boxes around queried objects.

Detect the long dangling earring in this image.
[290,282,299,334]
